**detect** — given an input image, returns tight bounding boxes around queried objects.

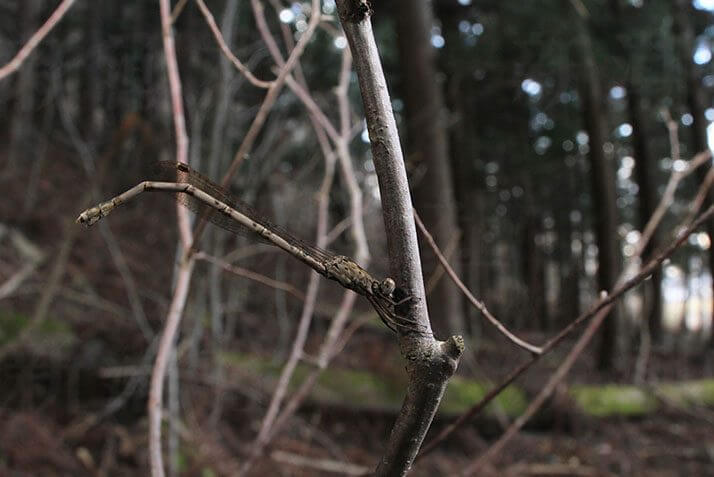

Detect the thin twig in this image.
[0,260,41,299]
[662,108,682,162]
[148,259,194,477]
[635,150,711,257]
[170,0,189,23]
[253,1,341,145]
[149,2,194,476]
[334,49,370,263]
[239,8,332,472]
[260,2,368,262]
[263,292,359,445]
[414,211,542,355]
[159,0,192,247]
[425,232,460,293]
[194,0,273,89]
[685,162,714,224]
[270,450,370,476]
[0,0,77,80]
[237,179,325,477]
[195,252,306,301]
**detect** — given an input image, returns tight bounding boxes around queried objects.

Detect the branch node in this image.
[442,335,465,360]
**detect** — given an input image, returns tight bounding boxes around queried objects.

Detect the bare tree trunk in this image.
[555,163,581,327]
[80,1,104,139]
[449,75,481,338]
[522,214,548,330]
[609,0,664,346]
[393,0,465,335]
[627,82,663,343]
[8,0,42,169]
[440,4,482,339]
[574,9,621,370]
[672,0,714,345]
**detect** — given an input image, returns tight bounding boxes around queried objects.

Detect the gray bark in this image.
[335,2,463,475]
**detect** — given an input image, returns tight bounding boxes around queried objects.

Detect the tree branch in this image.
[336,2,463,475]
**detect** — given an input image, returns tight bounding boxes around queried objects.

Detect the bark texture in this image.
[336,2,463,475]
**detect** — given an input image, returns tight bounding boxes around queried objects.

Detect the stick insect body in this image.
[77,162,420,333]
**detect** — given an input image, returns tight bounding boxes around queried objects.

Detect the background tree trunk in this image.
[394,0,465,335]
[627,82,663,343]
[608,0,664,346]
[8,0,42,169]
[672,0,714,345]
[557,164,581,327]
[522,213,548,330]
[574,9,621,370]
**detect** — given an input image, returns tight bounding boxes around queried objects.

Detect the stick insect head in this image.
[374,277,396,298]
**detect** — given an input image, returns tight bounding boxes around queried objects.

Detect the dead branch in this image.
[194,0,273,89]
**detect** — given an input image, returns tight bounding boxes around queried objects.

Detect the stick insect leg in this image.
[368,296,427,335]
[390,295,413,307]
[370,299,397,333]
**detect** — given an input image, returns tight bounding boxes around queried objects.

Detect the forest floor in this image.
[1,329,713,476]
[1,356,713,476]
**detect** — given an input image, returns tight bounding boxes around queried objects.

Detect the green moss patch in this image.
[220,351,525,416]
[441,376,527,416]
[221,352,714,419]
[570,379,714,417]
[570,385,658,417]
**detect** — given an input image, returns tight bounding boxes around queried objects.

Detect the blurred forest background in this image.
[1,0,714,475]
